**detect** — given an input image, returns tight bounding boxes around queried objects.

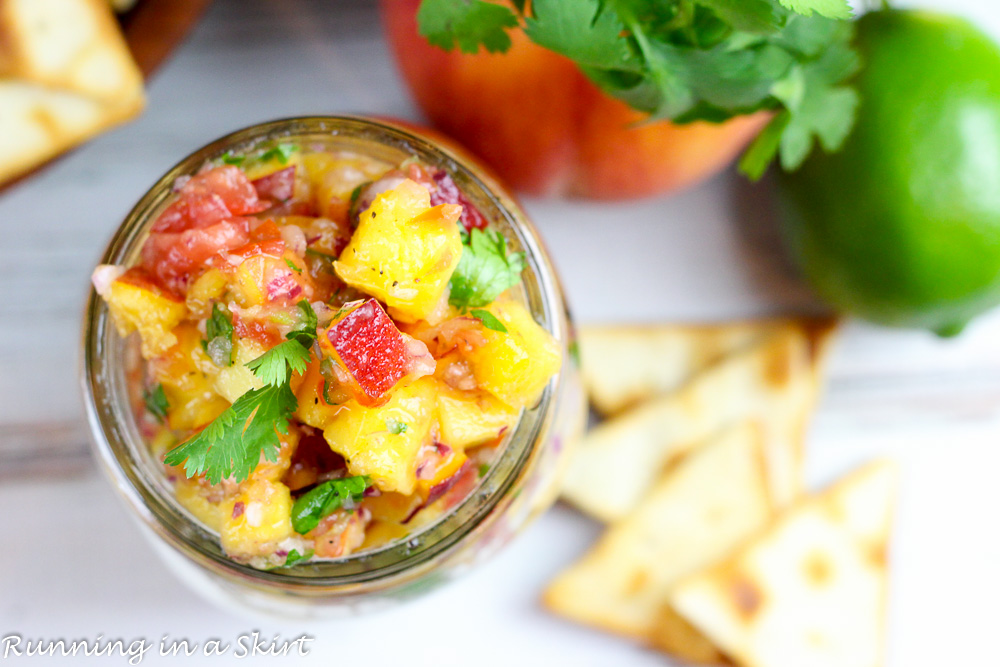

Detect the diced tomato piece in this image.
[252,166,296,203]
[233,313,281,348]
[323,299,410,405]
[142,218,251,292]
[250,219,284,242]
[153,192,231,233]
[152,166,267,233]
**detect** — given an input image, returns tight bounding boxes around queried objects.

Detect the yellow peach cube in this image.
[105,271,187,358]
[175,479,227,532]
[334,180,462,322]
[467,299,561,408]
[220,480,294,558]
[149,324,229,430]
[437,383,520,449]
[322,377,438,495]
[213,338,266,404]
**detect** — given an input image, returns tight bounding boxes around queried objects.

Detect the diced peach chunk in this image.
[466,299,561,408]
[103,268,187,358]
[334,180,463,322]
[322,377,438,495]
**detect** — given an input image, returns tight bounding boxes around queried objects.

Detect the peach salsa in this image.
[91,144,561,569]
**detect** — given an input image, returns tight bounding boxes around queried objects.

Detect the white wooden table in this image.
[1,1,998,664]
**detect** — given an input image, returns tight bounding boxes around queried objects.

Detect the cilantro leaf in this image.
[203,302,234,367]
[470,308,508,333]
[776,0,852,20]
[286,300,318,349]
[283,549,313,567]
[259,143,298,165]
[143,384,170,424]
[246,340,311,388]
[291,476,371,535]
[163,383,295,485]
[221,152,245,166]
[697,0,784,33]
[386,418,408,435]
[417,0,519,54]
[449,229,525,309]
[524,0,639,72]
[284,258,302,274]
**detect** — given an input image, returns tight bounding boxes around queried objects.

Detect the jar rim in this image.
[81,115,569,593]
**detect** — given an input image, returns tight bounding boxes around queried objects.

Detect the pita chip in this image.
[0,0,145,184]
[562,321,834,522]
[544,422,776,642]
[660,460,897,667]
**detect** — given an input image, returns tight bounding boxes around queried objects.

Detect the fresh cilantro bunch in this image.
[417,0,860,178]
[164,300,319,485]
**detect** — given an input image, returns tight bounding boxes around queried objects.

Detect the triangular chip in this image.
[660,461,897,667]
[562,321,835,522]
[0,0,145,183]
[544,422,775,642]
[579,321,785,417]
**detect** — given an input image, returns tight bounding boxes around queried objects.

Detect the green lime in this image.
[777,9,1000,336]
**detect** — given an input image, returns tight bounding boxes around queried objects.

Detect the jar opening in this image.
[82,116,568,592]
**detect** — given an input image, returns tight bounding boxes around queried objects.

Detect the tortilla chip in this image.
[579,322,784,417]
[544,422,775,642]
[561,322,832,522]
[662,461,897,667]
[0,0,145,183]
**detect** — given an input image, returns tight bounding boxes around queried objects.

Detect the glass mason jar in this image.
[81,116,585,620]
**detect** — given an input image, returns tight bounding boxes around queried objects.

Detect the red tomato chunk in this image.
[153,166,267,233]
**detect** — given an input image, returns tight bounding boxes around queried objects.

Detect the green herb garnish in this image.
[143,384,170,424]
[469,308,508,333]
[448,228,525,310]
[202,302,234,367]
[164,302,319,485]
[283,549,313,567]
[259,143,299,165]
[291,476,371,535]
[416,0,858,177]
[286,300,318,349]
[284,258,302,274]
[478,463,490,478]
[221,152,245,166]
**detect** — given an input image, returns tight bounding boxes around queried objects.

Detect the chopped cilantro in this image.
[163,382,295,485]
[417,0,859,175]
[143,384,169,424]
[291,476,371,535]
[283,549,313,567]
[164,301,319,485]
[449,228,525,310]
[221,152,245,166]
[285,300,318,349]
[203,302,234,367]
[259,143,298,165]
[470,308,508,333]
[284,258,302,274]
[386,418,408,435]
[478,463,490,477]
